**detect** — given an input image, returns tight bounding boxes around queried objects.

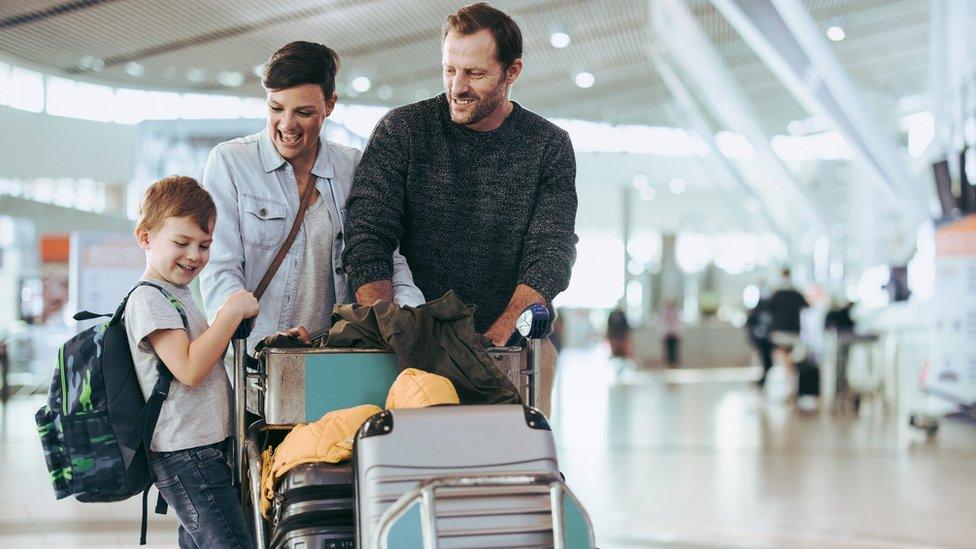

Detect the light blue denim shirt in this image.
[199,129,424,351]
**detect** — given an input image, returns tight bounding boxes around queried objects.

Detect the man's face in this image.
[442,30,519,131]
[266,83,335,163]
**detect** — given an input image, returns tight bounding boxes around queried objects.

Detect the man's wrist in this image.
[355,279,393,305]
[484,324,512,346]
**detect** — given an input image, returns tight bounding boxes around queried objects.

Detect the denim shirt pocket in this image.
[241,194,288,250]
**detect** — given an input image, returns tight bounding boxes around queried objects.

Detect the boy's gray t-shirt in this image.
[124,278,232,452]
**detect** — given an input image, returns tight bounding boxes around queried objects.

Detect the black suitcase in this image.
[270,462,355,549]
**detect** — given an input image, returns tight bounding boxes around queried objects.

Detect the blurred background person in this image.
[660,300,682,367]
[766,267,809,398]
[606,307,632,363]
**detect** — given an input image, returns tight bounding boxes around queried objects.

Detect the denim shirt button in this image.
[258,208,267,217]
[334,267,343,275]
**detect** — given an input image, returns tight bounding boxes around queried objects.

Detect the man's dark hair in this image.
[262,41,340,98]
[443,2,523,66]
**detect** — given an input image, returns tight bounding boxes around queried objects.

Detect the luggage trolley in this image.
[231,304,592,548]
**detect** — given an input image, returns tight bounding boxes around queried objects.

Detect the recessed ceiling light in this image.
[377,85,393,100]
[632,174,649,189]
[351,76,371,93]
[78,55,104,71]
[217,70,245,87]
[826,25,845,41]
[787,120,803,135]
[253,64,265,78]
[124,62,144,77]
[640,187,656,202]
[185,68,206,83]
[574,72,594,88]
[550,32,570,48]
[668,178,687,194]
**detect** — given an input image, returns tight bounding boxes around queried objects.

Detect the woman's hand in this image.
[275,325,311,343]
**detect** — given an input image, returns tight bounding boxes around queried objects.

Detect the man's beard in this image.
[450,78,508,127]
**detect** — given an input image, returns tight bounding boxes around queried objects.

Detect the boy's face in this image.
[137,216,215,287]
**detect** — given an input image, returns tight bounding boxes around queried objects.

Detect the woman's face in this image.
[266,84,336,164]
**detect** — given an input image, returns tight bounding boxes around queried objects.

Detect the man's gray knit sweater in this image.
[343,94,578,332]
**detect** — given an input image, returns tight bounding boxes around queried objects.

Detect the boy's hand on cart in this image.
[275,326,311,343]
[223,289,260,320]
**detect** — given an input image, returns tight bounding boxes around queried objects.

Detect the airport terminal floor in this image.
[2,347,974,549]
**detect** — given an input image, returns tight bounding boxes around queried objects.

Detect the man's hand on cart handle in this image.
[485,284,547,346]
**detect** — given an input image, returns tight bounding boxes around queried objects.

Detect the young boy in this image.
[125,175,258,548]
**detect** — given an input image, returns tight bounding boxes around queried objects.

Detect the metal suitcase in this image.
[270,462,355,549]
[353,404,595,548]
[247,347,527,425]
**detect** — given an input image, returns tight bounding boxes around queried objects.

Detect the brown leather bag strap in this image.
[253,175,318,301]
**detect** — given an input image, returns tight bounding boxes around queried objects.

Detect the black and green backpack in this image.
[35,281,188,544]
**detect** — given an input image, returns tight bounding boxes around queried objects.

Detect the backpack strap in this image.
[121,282,189,545]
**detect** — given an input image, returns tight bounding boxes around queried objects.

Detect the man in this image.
[766,267,809,397]
[342,2,578,414]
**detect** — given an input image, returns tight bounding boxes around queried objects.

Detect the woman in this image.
[200,41,423,350]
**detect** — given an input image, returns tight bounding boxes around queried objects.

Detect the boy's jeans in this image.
[150,440,254,549]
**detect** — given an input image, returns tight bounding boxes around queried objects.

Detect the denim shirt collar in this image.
[258,128,336,179]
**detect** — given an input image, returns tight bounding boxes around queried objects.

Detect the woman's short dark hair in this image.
[443,2,522,67]
[262,41,340,98]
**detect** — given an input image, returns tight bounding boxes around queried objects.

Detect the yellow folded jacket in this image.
[260,369,460,514]
[386,367,460,409]
[261,404,381,511]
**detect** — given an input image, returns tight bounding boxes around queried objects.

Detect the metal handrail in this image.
[244,421,291,549]
[375,473,596,549]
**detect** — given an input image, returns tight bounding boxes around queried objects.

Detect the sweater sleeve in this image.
[517,129,579,303]
[342,112,409,291]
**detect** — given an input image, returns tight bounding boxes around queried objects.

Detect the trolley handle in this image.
[517,304,551,410]
[232,318,252,490]
[517,303,551,340]
[234,318,253,341]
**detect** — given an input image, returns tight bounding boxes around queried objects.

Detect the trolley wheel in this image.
[909,414,939,436]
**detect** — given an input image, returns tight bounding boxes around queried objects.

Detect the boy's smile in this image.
[138,216,215,287]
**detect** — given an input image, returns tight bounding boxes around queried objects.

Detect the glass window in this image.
[0,61,10,106]
[115,89,183,122]
[180,93,242,119]
[46,77,114,122]
[241,97,266,119]
[9,67,44,113]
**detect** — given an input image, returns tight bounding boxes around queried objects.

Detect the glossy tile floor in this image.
[1,347,974,548]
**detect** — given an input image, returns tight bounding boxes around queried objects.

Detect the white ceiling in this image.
[0,0,929,135]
